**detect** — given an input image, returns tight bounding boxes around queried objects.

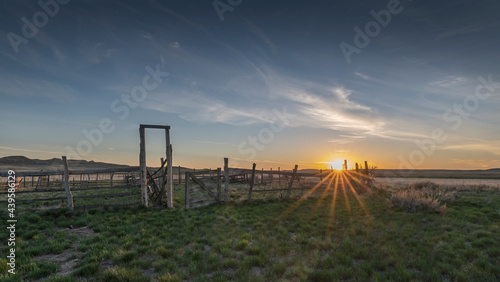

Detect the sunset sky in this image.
[0,0,499,170]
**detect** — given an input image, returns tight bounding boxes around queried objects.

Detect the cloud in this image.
[144,91,271,125]
[428,76,467,87]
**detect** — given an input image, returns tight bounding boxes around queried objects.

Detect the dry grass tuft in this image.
[390,182,457,213]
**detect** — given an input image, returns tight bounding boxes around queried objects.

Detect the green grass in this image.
[0,183,499,281]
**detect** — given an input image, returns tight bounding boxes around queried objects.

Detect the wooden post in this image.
[278,167,281,185]
[178,165,182,184]
[62,156,74,210]
[286,165,298,198]
[185,172,190,208]
[224,158,229,201]
[159,158,165,201]
[217,168,222,201]
[248,163,256,200]
[364,161,369,175]
[355,163,359,173]
[165,128,173,208]
[320,169,323,181]
[110,172,114,187]
[139,126,148,206]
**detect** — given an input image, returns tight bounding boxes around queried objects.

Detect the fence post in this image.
[178,165,182,184]
[139,126,148,206]
[286,165,298,198]
[344,160,348,171]
[217,168,222,201]
[110,172,114,187]
[185,172,190,208]
[278,167,281,185]
[364,161,369,175]
[248,163,256,201]
[62,156,74,211]
[166,132,173,208]
[355,163,359,173]
[223,158,229,201]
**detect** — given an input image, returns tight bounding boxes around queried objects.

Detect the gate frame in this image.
[139,124,173,208]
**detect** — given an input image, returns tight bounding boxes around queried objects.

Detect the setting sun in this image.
[328,160,344,170]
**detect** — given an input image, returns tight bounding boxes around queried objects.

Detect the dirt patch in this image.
[33,226,96,277]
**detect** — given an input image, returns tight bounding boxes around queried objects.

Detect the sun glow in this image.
[328,160,344,170]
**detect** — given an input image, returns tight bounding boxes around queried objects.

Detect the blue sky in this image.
[0,0,499,170]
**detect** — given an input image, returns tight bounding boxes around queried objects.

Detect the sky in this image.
[0,0,499,170]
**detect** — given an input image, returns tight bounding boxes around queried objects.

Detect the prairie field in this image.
[0,181,499,281]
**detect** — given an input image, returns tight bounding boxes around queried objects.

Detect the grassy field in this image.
[0,182,499,281]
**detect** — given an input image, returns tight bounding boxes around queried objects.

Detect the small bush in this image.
[390,182,456,213]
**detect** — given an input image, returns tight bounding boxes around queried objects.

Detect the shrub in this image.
[390,182,456,213]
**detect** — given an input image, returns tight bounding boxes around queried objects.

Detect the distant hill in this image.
[0,156,131,172]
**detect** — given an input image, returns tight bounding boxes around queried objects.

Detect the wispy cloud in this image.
[428,75,467,87]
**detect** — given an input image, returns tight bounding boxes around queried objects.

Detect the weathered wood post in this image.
[185,172,190,208]
[178,165,182,184]
[159,158,165,201]
[110,172,114,187]
[364,161,372,187]
[320,169,323,181]
[286,165,298,198]
[217,168,222,201]
[278,167,281,185]
[224,158,229,201]
[344,160,348,171]
[355,163,359,173]
[139,126,148,206]
[248,163,256,200]
[62,156,74,210]
[166,130,173,208]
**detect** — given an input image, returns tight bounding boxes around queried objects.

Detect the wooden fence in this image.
[0,157,142,211]
[184,158,374,208]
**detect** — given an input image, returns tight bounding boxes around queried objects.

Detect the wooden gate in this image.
[185,169,222,209]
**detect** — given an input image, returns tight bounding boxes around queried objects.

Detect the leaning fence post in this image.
[248,163,256,200]
[62,156,74,210]
[286,165,298,198]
